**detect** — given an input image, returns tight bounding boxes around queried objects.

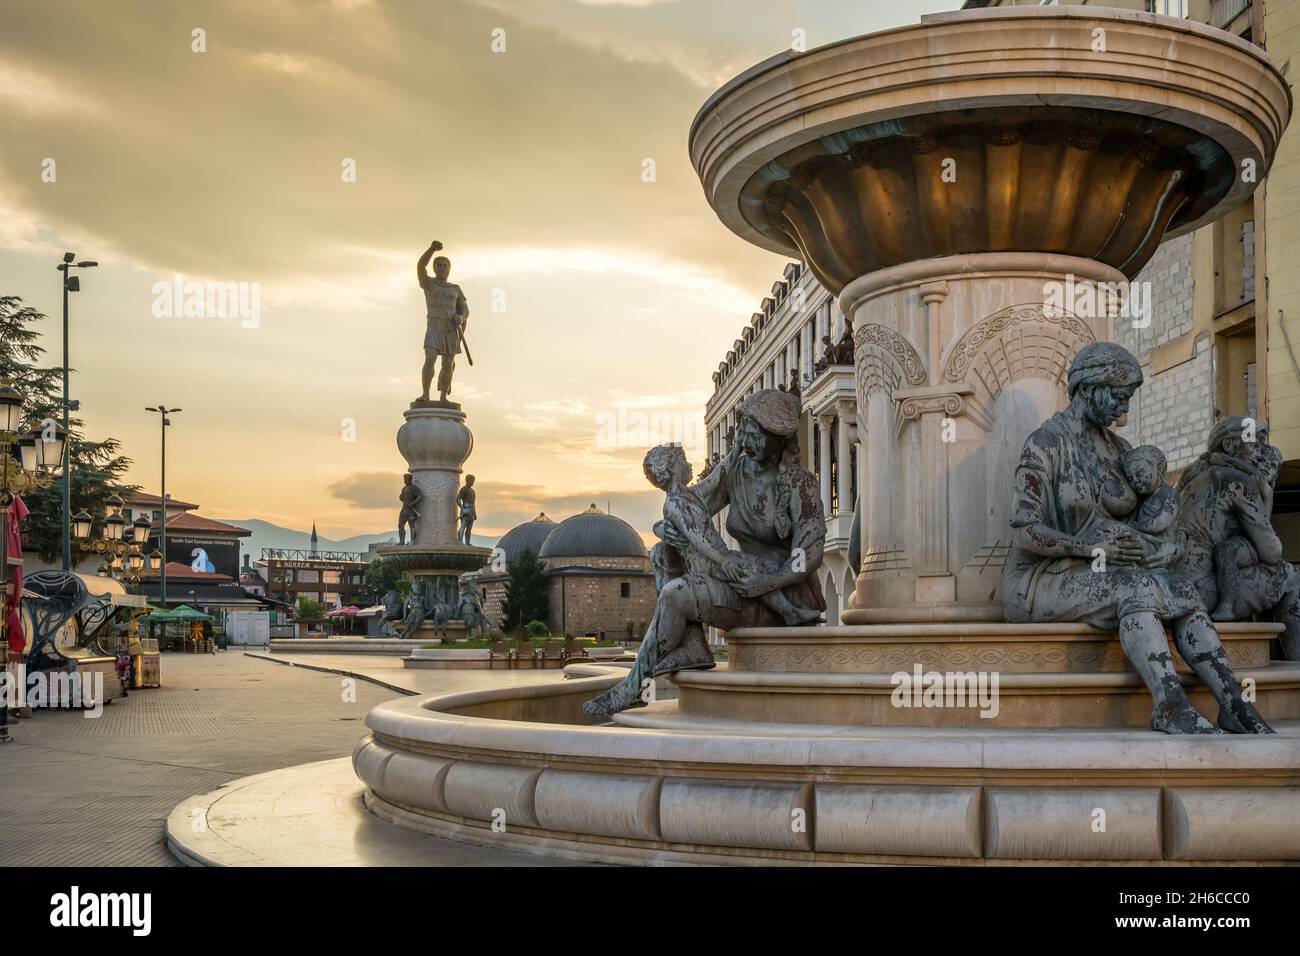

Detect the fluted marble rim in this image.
[357,667,1300,772]
[837,252,1128,320]
[689,6,1291,259]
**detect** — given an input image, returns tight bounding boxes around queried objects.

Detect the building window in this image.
[620,582,631,598]
[323,570,341,585]
[1151,0,1187,17]
[296,569,320,584]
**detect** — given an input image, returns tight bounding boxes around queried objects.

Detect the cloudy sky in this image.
[0,0,954,542]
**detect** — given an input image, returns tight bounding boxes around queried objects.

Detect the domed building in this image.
[495,512,558,565]
[477,506,655,638]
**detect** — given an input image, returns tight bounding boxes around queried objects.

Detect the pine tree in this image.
[500,548,549,635]
[0,296,136,562]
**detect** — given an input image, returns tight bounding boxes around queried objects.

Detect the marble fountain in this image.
[173,7,1300,866]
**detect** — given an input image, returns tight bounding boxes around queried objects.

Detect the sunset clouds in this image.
[0,0,951,540]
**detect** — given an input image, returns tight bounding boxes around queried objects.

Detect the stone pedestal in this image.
[383,401,491,631]
[397,402,473,548]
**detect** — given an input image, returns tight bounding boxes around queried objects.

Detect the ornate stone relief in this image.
[941,303,1095,428]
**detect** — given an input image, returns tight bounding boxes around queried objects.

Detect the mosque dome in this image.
[495,512,558,564]
[538,504,648,560]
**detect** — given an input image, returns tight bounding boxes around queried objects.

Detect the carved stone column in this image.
[817,414,833,516]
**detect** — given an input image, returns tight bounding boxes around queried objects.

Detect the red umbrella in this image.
[325,605,360,618]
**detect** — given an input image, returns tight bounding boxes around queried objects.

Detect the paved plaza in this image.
[0,651,562,866]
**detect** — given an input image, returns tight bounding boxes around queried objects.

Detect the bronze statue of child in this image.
[1077,445,1181,568]
[1124,445,1179,535]
[643,444,821,625]
[1211,442,1284,621]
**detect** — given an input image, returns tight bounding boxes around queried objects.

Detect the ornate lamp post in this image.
[73,493,152,586]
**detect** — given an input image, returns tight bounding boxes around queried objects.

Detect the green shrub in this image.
[296,597,324,619]
[525,619,550,638]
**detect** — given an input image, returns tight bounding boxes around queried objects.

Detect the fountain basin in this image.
[352,664,1300,864]
[690,6,1290,292]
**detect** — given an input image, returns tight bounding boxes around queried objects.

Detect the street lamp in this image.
[56,252,97,571]
[144,406,180,607]
[18,420,65,474]
[71,510,93,540]
[0,385,63,499]
[73,501,150,586]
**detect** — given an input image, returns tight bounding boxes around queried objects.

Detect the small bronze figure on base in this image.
[397,473,421,545]
[456,475,477,546]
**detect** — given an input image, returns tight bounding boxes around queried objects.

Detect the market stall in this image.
[141,604,215,653]
[20,570,151,707]
[325,604,362,636]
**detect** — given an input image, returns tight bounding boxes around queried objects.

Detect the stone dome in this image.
[495,513,557,564]
[539,505,647,560]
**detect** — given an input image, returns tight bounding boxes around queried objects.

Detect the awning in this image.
[168,604,215,621]
[325,605,361,617]
[76,573,150,608]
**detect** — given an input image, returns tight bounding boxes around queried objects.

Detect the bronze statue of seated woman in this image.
[584,389,826,718]
[1000,342,1272,735]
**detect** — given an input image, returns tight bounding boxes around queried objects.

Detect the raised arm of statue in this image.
[416,240,442,289]
[691,442,737,517]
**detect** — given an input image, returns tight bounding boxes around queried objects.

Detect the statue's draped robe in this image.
[1001,410,1202,629]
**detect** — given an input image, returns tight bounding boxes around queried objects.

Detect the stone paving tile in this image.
[0,651,403,867]
[253,650,572,696]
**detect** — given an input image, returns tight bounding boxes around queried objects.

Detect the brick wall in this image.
[1115,232,1194,356]
[547,573,655,639]
[479,557,655,636]
[1113,233,1214,472]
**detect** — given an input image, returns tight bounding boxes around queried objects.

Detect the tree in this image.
[360,557,404,605]
[0,296,136,562]
[500,549,548,635]
[296,597,324,619]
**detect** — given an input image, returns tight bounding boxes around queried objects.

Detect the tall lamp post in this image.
[56,251,97,571]
[144,406,180,607]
